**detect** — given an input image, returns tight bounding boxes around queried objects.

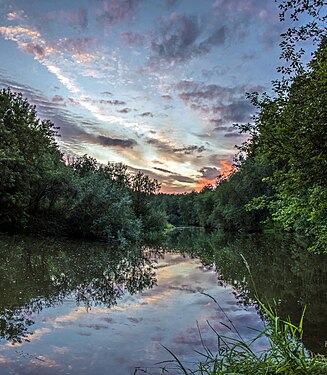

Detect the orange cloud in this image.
[160,185,194,194]
[195,159,237,192]
[219,159,237,179]
[195,178,216,192]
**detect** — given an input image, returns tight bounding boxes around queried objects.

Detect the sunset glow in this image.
[0,0,283,192]
[194,159,237,191]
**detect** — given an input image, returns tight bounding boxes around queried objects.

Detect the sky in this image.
[0,0,286,193]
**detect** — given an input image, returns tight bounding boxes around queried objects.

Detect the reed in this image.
[169,257,327,374]
[137,256,327,374]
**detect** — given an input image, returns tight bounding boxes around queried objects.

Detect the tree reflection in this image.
[1,232,326,354]
[166,229,327,354]
[0,236,157,343]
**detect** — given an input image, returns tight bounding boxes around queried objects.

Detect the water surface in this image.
[167,229,327,354]
[0,232,326,374]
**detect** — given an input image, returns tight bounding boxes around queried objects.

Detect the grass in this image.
[136,255,327,374]
[175,297,327,375]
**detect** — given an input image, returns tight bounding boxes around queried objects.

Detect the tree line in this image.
[1,1,326,251]
[154,2,327,253]
[0,34,325,249]
[0,89,167,243]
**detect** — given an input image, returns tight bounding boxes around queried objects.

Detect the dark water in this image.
[0,231,326,374]
[166,229,327,355]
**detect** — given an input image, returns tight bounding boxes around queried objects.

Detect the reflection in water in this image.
[0,236,156,343]
[0,238,264,375]
[0,231,326,374]
[166,229,327,354]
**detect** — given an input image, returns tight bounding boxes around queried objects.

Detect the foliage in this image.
[68,164,141,242]
[129,171,167,239]
[165,229,327,354]
[164,299,327,375]
[156,1,327,252]
[156,156,274,233]
[277,0,326,78]
[0,89,167,242]
[209,157,274,232]
[0,235,157,342]
[242,1,327,252]
[241,37,327,252]
[154,192,200,227]
[0,88,62,231]
[147,242,327,374]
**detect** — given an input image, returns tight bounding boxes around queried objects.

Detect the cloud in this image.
[0,26,94,87]
[52,95,65,103]
[95,0,141,26]
[117,108,131,113]
[175,80,264,126]
[242,52,256,60]
[176,81,264,103]
[153,167,175,174]
[146,12,227,69]
[0,25,143,134]
[202,66,229,79]
[219,159,237,177]
[211,124,233,131]
[195,178,216,192]
[199,167,220,180]
[173,145,206,154]
[212,0,256,41]
[213,0,256,16]
[212,0,282,47]
[7,10,26,21]
[101,91,113,96]
[258,22,283,49]
[224,132,243,138]
[0,25,41,43]
[146,138,205,155]
[166,0,179,7]
[162,94,172,100]
[211,125,244,141]
[128,165,197,192]
[44,9,88,30]
[140,111,154,117]
[96,135,137,148]
[68,97,80,105]
[22,42,46,59]
[208,153,233,165]
[195,159,236,191]
[211,100,254,123]
[98,99,126,105]
[55,37,98,56]
[0,1,281,194]
[198,26,226,51]
[1,27,99,68]
[149,13,202,65]
[146,137,174,153]
[176,80,235,103]
[0,72,139,156]
[120,31,145,46]
[143,137,210,176]
[173,175,195,184]
[0,72,92,144]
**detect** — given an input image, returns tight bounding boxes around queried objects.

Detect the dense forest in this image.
[0,1,326,252]
[155,37,327,253]
[154,2,327,253]
[0,92,167,243]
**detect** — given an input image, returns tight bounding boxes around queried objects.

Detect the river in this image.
[0,230,326,374]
